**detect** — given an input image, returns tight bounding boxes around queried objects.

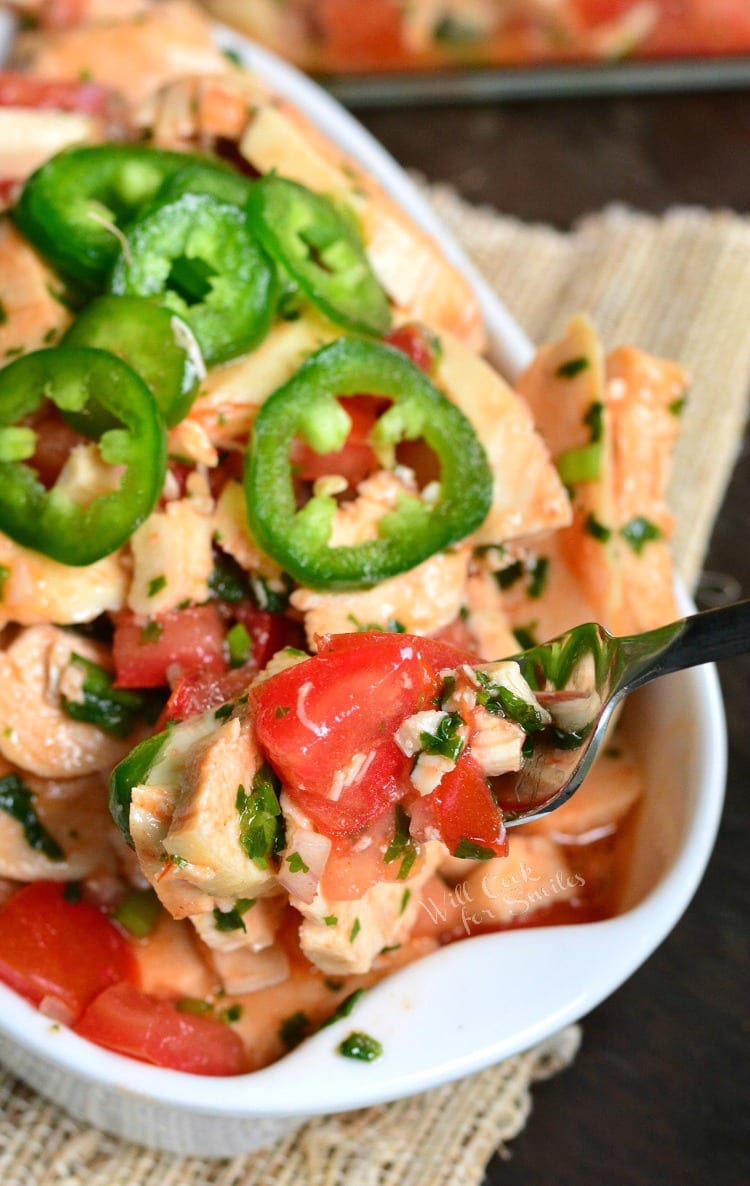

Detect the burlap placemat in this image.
[1,195,748,1184]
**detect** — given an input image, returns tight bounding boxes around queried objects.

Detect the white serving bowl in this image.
[0,19,727,1158]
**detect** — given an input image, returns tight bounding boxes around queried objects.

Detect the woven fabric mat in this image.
[2,195,749,1184]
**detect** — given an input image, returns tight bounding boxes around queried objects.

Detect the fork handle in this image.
[621,598,750,691]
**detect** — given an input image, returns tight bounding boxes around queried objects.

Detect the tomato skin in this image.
[411,753,508,859]
[0,882,136,1023]
[113,605,228,689]
[75,983,247,1076]
[162,664,255,723]
[254,631,475,835]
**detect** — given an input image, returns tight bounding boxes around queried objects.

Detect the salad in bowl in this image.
[0,0,725,1155]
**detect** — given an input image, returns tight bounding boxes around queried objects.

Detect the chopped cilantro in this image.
[139,619,163,645]
[669,396,686,416]
[0,774,63,861]
[60,652,146,738]
[399,888,411,916]
[494,560,524,591]
[209,552,250,602]
[350,917,361,943]
[383,806,418,881]
[176,997,213,1016]
[214,701,234,721]
[0,564,10,600]
[286,851,309,874]
[419,712,464,762]
[583,400,604,443]
[114,889,160,938]
[275,705,291,719]
[323,914,339,927]
[319,988,366,1030]
[147,575,167,598]
[63,881,82,903]
[213,899,255,933]
[279,1010,310,1050]
[475,671,546,733]
[453,839,495,860]
[324,978,344,992]
[620,516,662,554]
[337,1031,383,1062]
[583,513,612,543]
[219,1004,242,1024]
[527,556,549,599]
[236,766,284,869]
[556,356,589,379]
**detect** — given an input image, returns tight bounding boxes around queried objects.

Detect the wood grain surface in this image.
[361,90,750,1186]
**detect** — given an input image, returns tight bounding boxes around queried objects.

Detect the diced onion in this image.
[277,830,331,904]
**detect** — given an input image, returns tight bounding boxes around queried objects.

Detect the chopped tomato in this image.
[0,882,136,1023]
[317,0,404,70]
[291,395,384,489]
[230,604,306,670]
[29,410,87,489]
[162,664,255,724]
[410,753,508,859]
[254,631,474,835]
[321,809,424,900]
[113,605,227,689]
[385,323,439,373]
[75,983,247,1076]
[0,71,122,118]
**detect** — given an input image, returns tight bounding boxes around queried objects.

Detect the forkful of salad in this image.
[496,597,750,826]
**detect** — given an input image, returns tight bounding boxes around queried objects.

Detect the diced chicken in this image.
[167,418,218,468]
[522,742,643,844]
[204,944,290,997]
[192,894,285,954]
[0,531,127,629]
[468,705,525,777]
[294,839,447,976]
[135,69,272,150]
[13,0,227,105]
[395,708,469,797]
[292,476,471,644]
[211,480,283,583]
[0,218,72,356]
[185,311,337,450]
[435,332,571,546]
[0,107,98,183]
[461,835,581,928]
[0,626,132,779]
[239,101,484,347]
[162,711,278,901]
[133,911,216,1002]
[127,496,215,615]
[0,761,116,882]
[54,441,122,505]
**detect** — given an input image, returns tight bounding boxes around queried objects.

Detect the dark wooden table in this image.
[361,90,750,1186]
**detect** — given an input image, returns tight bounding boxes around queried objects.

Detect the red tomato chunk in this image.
[75,983,247,1076]
[0,882,135,1023]
[113,605,228,688]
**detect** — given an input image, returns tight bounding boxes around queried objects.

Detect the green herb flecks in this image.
[556,356,589,379]
[60,652,146,738]
[527,556,549,599]
[583,513,612,543]
[279,1010,311,1050]
[236,764,284,870]
[213,898,255,933]
[383,804,418,881]
[147,574,167,598]
[0,773,63,861]
[286,851,309,874]
[493,560,524,590]
[337,1031,383,1062]
[512,624,538,651]
[453,838,495,860]
[319,988,366,1030]
[620,516,662,555]
[475,671,546,733]
[419,711,464,762]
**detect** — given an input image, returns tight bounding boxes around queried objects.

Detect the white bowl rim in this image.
[0,21,727,1122]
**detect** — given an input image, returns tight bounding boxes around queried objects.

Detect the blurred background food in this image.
[200,1,750,75]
